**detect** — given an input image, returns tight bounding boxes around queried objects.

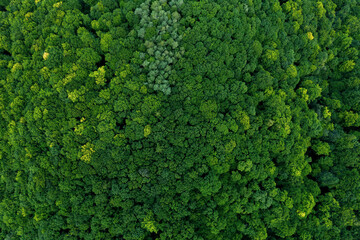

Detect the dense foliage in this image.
[0,0,359,239]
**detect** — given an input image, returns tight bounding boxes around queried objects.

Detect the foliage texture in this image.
[0,0,359,239]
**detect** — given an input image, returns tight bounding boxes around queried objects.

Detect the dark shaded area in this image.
[293,77,303,91]
[96,54,106,68]
[116,119,126,130]
[343,126,360,134]
[1,49,11,57]
[199,172,207,178]
[257,101,265,111]
[87,25,98,37]
[305,147,321,162]
[307,174,317,182]
[241,234,253,240]
[150,231,160,239]
[307,173,331,195]
[59,228,70,234]
[79,0,91,15]
[320,185,330,195]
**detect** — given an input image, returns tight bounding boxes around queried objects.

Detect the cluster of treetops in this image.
[0,0,359,239]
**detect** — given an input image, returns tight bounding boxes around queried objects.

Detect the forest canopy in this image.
[0,0,359,239]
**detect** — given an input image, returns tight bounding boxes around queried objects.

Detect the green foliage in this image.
[0,0,359,239]
[135,0,184,95]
